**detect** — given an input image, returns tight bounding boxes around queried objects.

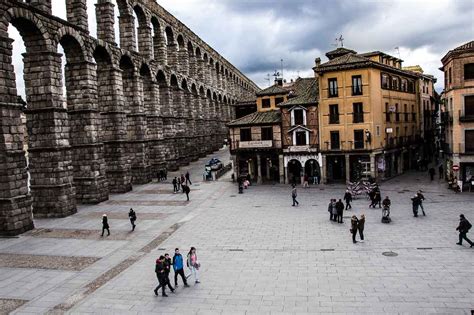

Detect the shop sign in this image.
[452,165,459,171]
[239,140,273,149]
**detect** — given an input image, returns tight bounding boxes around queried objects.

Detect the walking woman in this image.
[187,247,200,283]
[358,214,365,242]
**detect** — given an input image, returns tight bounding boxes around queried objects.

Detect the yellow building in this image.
[440,41,474,187]
[314,48,421,182]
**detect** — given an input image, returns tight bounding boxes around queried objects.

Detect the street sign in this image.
[452,165,459,171]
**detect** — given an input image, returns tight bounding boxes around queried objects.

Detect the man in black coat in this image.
[128,208,137,231]
[411,195,420,217]
[154,256,170,296]
[335,199,345,223]
[183,184,190,201]
[456,214,473,247]
[101,214,110,237]
[343,190,352,210]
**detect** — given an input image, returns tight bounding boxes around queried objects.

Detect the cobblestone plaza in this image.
[0,148,473,314]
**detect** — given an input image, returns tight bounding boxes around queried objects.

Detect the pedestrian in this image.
[183,184,190,201]
[350,215,359,244]
[411,194,420,217]
[314,174,319,185]
[336,199,344,223]
[374,190,382,208]
[438,164,444,179]
[173,248,189,287]
[128,208,136,231]
[358,214,365,242]
[344,190,352,210]
[303,174,309,188]
[429,167,435,181]
[172,177,178,193]
[417,190,426,216]
[368,189,376,208]
[163,253,175,292]
[154,255,171,296]
[185,171,192,185]
[330,199,338,222]
[180,174,186,190]
[382,196,391,209]
[456,214,473,247]
[291,185,299,206]
[328,199,334,221]
[187,247,200,283]
[101,214,110,237]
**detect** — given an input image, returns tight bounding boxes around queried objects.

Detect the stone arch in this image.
[187,41,194,57]
[54,26,87,59]
[150,16,166,64]
[199,86,205,96]
[165,26,174,45]
[165,26,177,67]
[176,34,185,50]
[181,78,189,92]
[195,47,202,59]
[203,52,209,62]
[191,83,198,95]
[133,4,152,56]
[156,69,168,86]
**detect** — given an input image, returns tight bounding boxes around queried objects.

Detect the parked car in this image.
[206,158,223,170]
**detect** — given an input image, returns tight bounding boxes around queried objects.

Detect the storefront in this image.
[284,153,322,184]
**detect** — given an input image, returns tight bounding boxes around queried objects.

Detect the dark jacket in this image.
[382,198,391,207]
[417,193,425,201]
[128,210,136,221]
[411,196,420,206]
[344,192,352,202]
[457,218,472,233]
[335,201,344,214]
[155,260,165,278]
[102,217,109,229]
[183,185,190,194]
[172,178,177,185]
[374,192,381,202]
[164,257,172,275]
[358,217,365,230]
[351,217,359,232]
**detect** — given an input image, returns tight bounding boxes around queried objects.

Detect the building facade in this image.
[278,78,321,184]
[315,48,421,183]
[440,41,474,187]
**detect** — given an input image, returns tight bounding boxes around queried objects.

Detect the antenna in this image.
[281,59,284,81]
[394,46,401,59]
[338,35,344,47]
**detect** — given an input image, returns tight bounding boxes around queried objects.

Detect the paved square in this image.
[0,149,473,314]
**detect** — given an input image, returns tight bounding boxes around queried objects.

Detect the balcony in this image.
[459,109,474,122]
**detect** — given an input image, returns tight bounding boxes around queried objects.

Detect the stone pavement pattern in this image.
[0,149,473,314]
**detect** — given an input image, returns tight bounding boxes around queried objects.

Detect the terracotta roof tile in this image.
[227,110,281,127]
[278,78,318,107]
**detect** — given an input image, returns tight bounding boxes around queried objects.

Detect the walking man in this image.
[336,199,344,223]
[163,253,175,292]
[438,164,444,179]
[411,194,420,217]
[344,190,352,210]
[101,214,110,237]
[180,174,186,192]
[291,185,299,206]
[185,171,192,185]
[154,256,169,296]
[456,214,473,247]
[172,177,178,193]
[183,184,190,201]
[374,190,382,208]
[173,248,189,287]
[358,214,365,242]
[417,190,426,216]
[128,208,137,231]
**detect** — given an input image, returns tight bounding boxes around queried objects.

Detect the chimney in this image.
[275,78,283,86]
[314,57,321,67]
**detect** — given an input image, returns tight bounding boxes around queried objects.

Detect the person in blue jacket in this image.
[172,248,189,287]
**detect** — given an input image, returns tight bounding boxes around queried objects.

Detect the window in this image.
[275,97,285,105]
[381,73,389,88]
[330,131,340,150]
[328,78,338,97]
[445,70,448,87]
[262,98,271,108]
[412,104,416,121]
[261,127,273,141]
[401,79,407,92]
[407,80,414,93]
[395,103,400,122]
[465,63,474,80]
[376,125,380,137]
[295,131,307,145]
[466,130,474,153]
[448,67,452,84]
[385,102,391,122]
[465,95,474,116]
[353,103,364,123]
[404,104,408,121]
[352,75,362,95]
[392,77,399,90]
[354,130,364,149]
[240,128,251,141]
[329,104,339,124]
[294,109,304,125]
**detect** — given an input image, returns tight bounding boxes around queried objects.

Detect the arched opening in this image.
[133,4,150,56]
[119,55,135,116]
[288,160,303,185]
[151,16,165,63]
[93,0,121,46]
[305,159,321,184]
[165,26,176,67]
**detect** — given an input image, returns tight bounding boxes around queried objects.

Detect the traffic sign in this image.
[452,165,459,171]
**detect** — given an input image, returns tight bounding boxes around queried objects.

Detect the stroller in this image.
[381,204,391,223]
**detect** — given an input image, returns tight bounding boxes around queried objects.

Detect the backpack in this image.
[466,220,472,231]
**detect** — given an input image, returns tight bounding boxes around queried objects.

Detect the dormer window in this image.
[290,106,307,126]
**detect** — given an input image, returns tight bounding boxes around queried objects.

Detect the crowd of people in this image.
[154,247,201,297]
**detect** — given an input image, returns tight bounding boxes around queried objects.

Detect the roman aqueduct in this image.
[0,0,259,235]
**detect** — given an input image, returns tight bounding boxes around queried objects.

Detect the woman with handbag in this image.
[187,247,200,283]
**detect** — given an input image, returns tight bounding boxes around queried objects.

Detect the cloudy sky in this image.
[8,0,474,96]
